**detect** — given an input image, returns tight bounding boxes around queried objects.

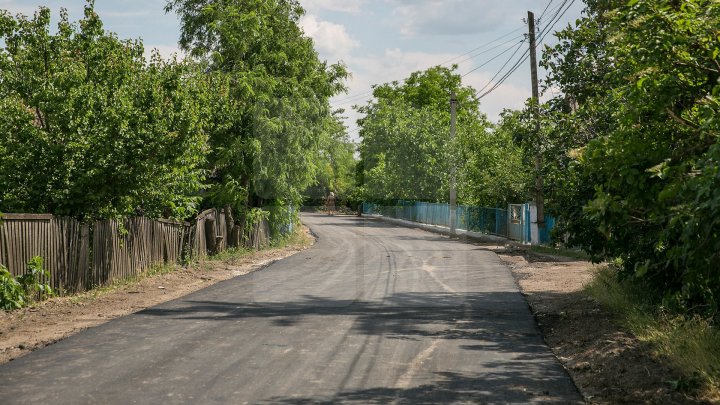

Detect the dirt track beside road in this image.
[499,247,708,404]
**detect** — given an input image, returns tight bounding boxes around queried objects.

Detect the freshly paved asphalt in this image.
[0,213,582,404]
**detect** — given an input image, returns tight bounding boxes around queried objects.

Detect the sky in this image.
[0,0,585,139]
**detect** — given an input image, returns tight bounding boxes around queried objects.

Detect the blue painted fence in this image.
[362,201,556,244]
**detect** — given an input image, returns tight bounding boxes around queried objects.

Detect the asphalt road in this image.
[0,213,582,404]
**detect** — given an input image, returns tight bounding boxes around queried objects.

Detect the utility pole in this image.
[528,10,545,226]
[449,91,457,237]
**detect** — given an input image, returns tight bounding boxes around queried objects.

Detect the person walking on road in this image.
[326,191,336,216]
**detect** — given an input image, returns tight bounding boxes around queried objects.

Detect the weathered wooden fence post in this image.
[204,216,217,255]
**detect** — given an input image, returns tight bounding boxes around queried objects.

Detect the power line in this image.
[463,38,526,78]
[333,91,376,106]
[539,0,571,38]
[538,0,556,20]
[476,0,575,100]
[478,51,529,99]
[332,36,522,106]
[437,25,525,66]
[452,34,525,66]
[336,0,574,137]
[331,24,527,106]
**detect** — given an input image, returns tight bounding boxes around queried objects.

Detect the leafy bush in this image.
[17,256,54,302]
[541,0,720,316]
[0,4,209,220]
[0,256,53,310]
[0,265,26,310]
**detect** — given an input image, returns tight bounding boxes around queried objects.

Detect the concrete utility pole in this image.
[528,10,545,226]
[449,91,457,237]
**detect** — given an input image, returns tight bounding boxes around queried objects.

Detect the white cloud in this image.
[0,0,44,15]
[144,44,185,62]
[331,48,533,140]
[102,10,152,18]
[300,0,366,14]
[300,14,359,61]
[388,0,524,37]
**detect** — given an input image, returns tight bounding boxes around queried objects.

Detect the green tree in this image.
[542,0,720,314]
[0,4,209,219]
[304,111,357,205]
[358,65,523,207]
[165,0,348,238]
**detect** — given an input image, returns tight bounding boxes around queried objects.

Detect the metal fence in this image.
[0,207,288,294]
[458,205,509,237]
[362,201,554,243]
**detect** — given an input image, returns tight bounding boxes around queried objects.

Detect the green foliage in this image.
[466,109,532,207]
[304,111,358,205]
[265,203,298,238]
[0,4,209,220]
[542,0,720,315]
[16,256,54,301]
[244,207,270,228]
[586,266,720,396]
[358,66,458,201]
[358,66,521,206]
[166,0,348,218]
[0,0,344,241]
[0,256,53,311]
[0,265,26,310]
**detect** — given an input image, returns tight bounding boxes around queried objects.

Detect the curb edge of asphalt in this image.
[365,215,510,244]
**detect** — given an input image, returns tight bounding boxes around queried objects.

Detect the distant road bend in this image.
[0,213,581,404]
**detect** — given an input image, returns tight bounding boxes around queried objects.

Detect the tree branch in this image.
[672,61,719,74]
[665,107,699,130]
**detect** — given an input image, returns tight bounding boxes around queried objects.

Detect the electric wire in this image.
[538,0,555,21]
[333,34,525,106]
[436,25,526,66]
[331,24,528,105]
[463,38,526,79]
[338,0,574,136]
[451,34,525,66]
[475,0,575,100]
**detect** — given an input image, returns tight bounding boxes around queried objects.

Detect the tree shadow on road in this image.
[140,292,539,347]
[256,369,578,404]
[138,291,581,402]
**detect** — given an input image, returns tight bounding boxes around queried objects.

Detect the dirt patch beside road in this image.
[493,245,709,404]
[0,227,314,365]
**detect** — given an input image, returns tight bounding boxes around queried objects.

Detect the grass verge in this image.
[70,263,178,302]
[529,245,590,261]
[207,227,313,264]
[585,266,720,400]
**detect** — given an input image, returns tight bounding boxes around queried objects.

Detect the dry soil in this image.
[495,244,710,404]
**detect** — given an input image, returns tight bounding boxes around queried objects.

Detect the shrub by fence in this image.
[0,207,285,295]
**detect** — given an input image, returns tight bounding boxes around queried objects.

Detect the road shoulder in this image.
[498,247,708,404]
[0,227,314,365]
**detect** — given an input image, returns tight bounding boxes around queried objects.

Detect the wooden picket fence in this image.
[0,208,271,294]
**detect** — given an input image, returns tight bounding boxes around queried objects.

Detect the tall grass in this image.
[585,266,720,399]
